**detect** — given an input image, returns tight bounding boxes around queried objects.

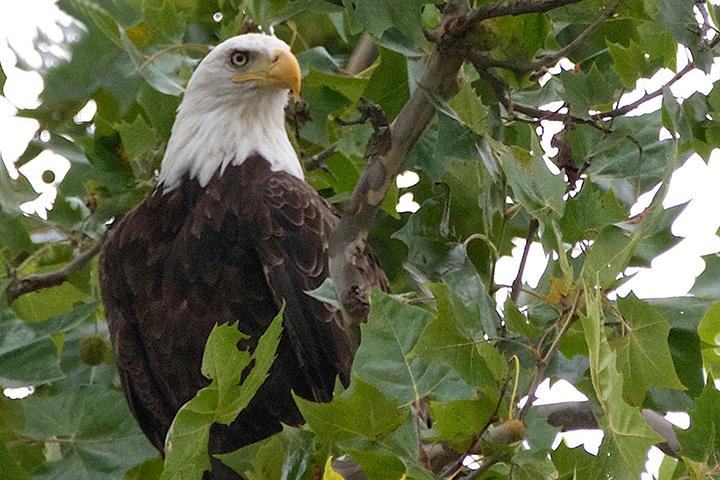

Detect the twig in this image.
[5,235,106,304]
[139,43,210,71]
[304,144,336,171]
[510,219,539,302]
[471,59,614,133]
[526,0,618,77]
[462,457,502,479]
[519,289,580,420]
[595,36,719,119]
[696,0,714,40]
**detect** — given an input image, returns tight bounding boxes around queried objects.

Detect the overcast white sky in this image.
[1,2,719,478]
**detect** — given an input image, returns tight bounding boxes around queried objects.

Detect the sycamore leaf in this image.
[697,303,720,377]
[580,288,663,479]
[352,289,472,405]
[20,385,155,480]
[294,377,407,443]
[414,283,506,392]
[676,379,720,467]
[429,398,496,451]
[0,302,98,388]
[691,254,720,299]
[214,425,314,479]
[500,135,566,223]
[615,294,685,405]
[161,307,284,480]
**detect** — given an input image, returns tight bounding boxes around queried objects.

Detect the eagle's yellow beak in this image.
[232,49,301,100]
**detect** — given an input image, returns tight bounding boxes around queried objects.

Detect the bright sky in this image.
[1,2,719,478]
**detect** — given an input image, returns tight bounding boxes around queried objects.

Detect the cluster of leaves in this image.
[1,0,720,479]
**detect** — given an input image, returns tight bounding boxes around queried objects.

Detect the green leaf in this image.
[580,226,633,288]
[448,76,488,136]
[20,385,155,480]
[697,303,720,377]
[0,302,98,388]
[615,294,685,405]
[512,449,558,480]
[125,457,163,480]
[0,164,35,216]
[119,28,188,96]
[607,39,654,89]
[0,212,35,262]
[294,377,407,443]
[500,136,566,223]
[495,13,550,64]
[690,254,720,299]
[504,299,541,339]
[580,288,663,479]
[352,289,472,405]
[161,307,284,479]
[559,180,627,243]
[303,67,373,103]
[342,0,429,50]
[215,425,314,479]
[429,398,496,450]
[392,193,501,335]
[67,0,123,48]
[676,379,720,467]
[414,283,506,391]
[646,0,712,71]
[0,441,31,480]
[116,114,159,161]
[582,112,675,206]
[363,47,410,119]
[346,449,406,480]
[560,65,616,118]
[551,442,596,479]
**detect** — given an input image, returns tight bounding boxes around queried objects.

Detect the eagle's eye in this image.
[230,50,249,67]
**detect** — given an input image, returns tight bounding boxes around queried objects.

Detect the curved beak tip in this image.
[274,49,301,100]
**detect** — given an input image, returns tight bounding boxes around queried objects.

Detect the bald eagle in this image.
[100,34,386,478]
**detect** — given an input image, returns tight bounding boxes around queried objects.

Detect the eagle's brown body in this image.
[100,155,386,477]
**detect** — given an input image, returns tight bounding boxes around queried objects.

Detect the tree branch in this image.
[328,2,468,327]
[536,402,681,458]
[468,0,584,24]
[5,236,106,304]
[525,0,618,77]
[344,33,377,76]
[510,218,539,302]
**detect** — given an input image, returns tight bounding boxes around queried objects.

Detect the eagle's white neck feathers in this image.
[157,34,302,192]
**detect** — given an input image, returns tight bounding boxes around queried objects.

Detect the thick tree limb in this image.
[536,402,681,458]
[5,236,105,304]
[468,0,583,24]
[328,4,467,324]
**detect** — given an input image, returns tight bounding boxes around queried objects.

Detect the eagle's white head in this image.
[157,34,303,192]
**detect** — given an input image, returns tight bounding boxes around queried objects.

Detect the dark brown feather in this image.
[100,155,386,477]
